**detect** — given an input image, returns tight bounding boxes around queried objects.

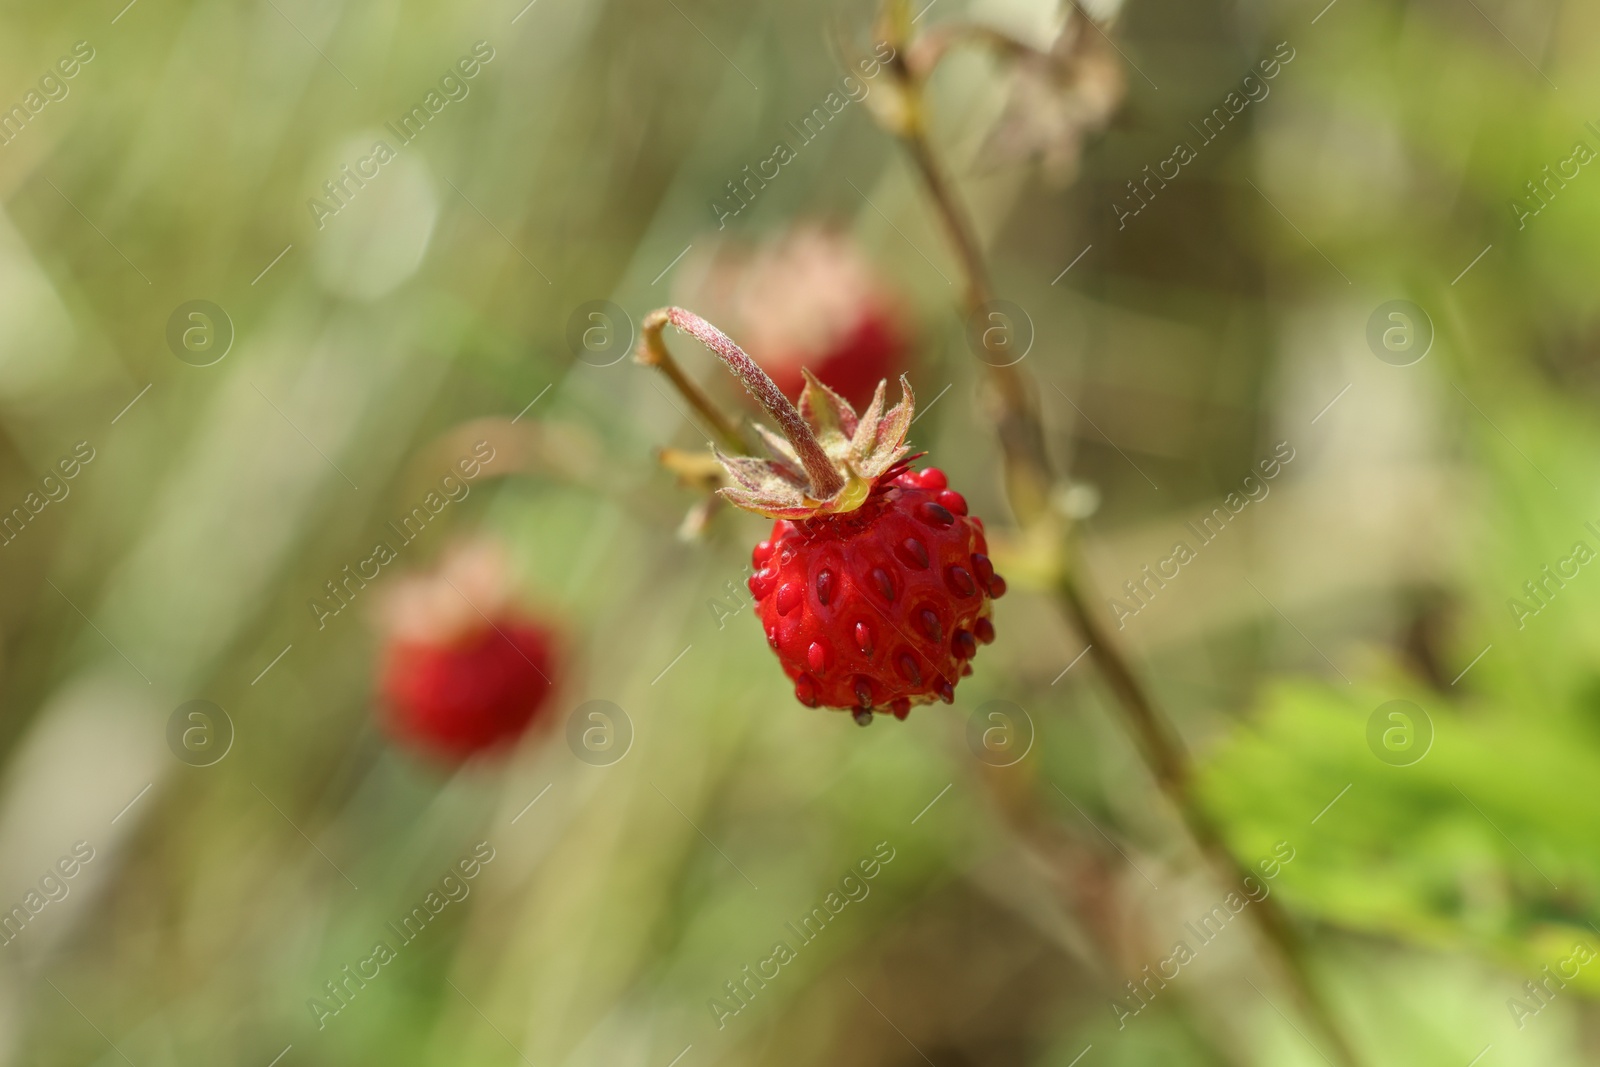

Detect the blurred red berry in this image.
[758,305,907,415]
[679,226,911,411]
[376,542,558,759]
[381,622,556,759]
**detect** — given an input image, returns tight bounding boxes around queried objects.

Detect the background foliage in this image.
[0,0,1594,1063]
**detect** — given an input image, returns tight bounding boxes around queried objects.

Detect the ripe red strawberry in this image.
[747,463,1003,722]
[639,307,1001,724]
[376,543,559,759]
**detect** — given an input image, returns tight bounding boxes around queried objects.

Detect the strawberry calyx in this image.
[717,370,915,520]
[638,307,915,521]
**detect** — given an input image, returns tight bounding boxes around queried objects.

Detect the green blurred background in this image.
[0,0,1596,1063]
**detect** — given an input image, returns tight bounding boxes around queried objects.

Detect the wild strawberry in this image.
[376,542,559,759]
[747,462,1003,723]
[640,307,1002,725]
[678,227,910,411]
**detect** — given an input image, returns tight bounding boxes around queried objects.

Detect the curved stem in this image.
[638,308,845,499]
[900,127,994,312]
[879,17,1365,1067]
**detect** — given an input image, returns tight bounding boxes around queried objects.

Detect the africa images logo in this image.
[1111,42,1296,230]
[307,842,495,1028]
[710,43,897,229]
[707,841,896,1028]
[306,42,496,230]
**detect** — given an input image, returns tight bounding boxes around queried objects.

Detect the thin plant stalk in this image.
[635,309,750,456]
[878,20,1365,1067]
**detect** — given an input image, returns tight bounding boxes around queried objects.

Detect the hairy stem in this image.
[638,307,845,499]
[881,18,1364,1067]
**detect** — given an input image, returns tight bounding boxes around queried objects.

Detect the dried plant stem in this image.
[884,37,1365,1067]
[638,307,845,499]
